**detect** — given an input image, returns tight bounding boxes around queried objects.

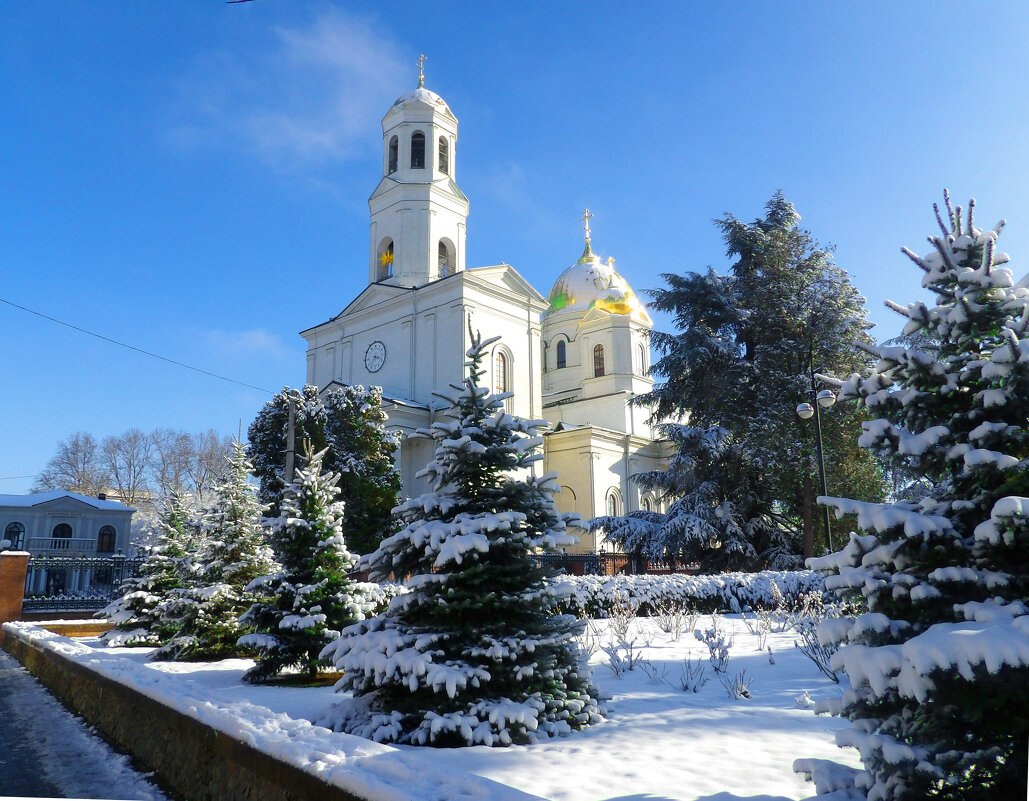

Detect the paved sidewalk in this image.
[0,649,167,800]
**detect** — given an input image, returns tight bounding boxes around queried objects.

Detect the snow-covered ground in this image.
[6,615,862,801]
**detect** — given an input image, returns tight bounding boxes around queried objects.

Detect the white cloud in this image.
[203,328,295,363]
[167,8,406,169]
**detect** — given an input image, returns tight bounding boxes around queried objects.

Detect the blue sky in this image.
[3,2,1028,494]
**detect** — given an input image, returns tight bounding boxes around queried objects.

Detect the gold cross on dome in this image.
[580,208,593,243]
[417,54,427,87]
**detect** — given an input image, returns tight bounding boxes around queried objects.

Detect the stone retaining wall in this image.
[1,626,369,801]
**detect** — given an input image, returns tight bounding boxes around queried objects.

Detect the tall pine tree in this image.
[319,331,602,746]
[248,384,401,556]
[155,442,277,661]
[638,192,885,556]
[100,491,199,646]
[591,425,796,571]
[796,194,1029,800]
[239,444,368,683]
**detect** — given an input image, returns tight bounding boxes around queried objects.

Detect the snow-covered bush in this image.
[319,331,602,746]
[239,445,373,683]
[796,194,1029,800]
[555,570,824,618]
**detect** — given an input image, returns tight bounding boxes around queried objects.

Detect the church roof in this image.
[542,246,652,326]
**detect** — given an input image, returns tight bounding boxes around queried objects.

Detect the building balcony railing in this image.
[26,537,100,554]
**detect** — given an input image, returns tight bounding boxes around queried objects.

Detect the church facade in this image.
[300,78,669,553]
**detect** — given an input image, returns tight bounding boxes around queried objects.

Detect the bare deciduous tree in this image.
[32,432,110,496]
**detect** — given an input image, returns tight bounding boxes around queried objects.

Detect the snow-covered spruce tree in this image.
[100,491,200,646]
[796,194,1029,800]
[637,192,885,557]
[319,331,602,746]
[248,384,401,556]
[154,442,277,661]
[590,425,799,571]
[238,444,369,683]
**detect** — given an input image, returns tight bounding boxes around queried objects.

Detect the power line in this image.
[0,297,276,395]
[0,475,37,481]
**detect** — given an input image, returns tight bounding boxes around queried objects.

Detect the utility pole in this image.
[285,396,297,484]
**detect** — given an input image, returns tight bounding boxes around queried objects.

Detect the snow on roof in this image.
[0,490,135,513]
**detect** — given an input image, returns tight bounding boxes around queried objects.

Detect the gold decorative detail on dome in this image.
[417,54,427,88]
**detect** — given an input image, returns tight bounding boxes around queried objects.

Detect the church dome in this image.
[391,86,452,114]
[543,244,652,326]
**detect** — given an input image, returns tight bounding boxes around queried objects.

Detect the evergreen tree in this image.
[248,384,401,556]
[638,192,885,555]
[239,444,368,683]
[798,194,1029,800]
[591,425,798,571]
[319,331,602,746]
[100,491,200,646]
[155,442,277,661]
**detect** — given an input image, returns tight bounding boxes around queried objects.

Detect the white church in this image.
[300,75,670,553]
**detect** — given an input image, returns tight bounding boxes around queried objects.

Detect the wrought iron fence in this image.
[22,553,145,613]
[531,552,645,576]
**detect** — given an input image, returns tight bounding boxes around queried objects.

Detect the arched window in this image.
[410,131,425,169]
[4,522,25,550]
[641,496,652,513]
[594,344,605,377]
[388,135,398,174]
[97,525,116,553]
[636,343,647,375]
[438,240,451,278]
[556,340,567,369]
[494,351,508,394]
[606,490,620,517]
[376,239,394,281]
[52,523,72,550]
[438,136,449,175]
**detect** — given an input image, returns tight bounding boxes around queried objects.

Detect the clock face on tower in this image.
[364,341,386,373]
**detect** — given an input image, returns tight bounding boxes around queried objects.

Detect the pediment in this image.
[301,283,410,335]
[465,264,546,306]
[33,496,109,514]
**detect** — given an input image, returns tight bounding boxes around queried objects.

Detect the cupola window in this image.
[388,135,398,174]
[438,241,451,277]
[556,340,566,369]
[438,136,449,175]
[411,131,425,169]
[376,240,394,281]
[636,343,647,375]
[594,344,605,377]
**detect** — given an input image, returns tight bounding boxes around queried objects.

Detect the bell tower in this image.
[368,57,469,287]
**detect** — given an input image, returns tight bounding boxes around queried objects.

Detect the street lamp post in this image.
[796,374,836,554]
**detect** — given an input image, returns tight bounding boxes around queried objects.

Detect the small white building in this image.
[0,490,135,595]
[301,77,670,553]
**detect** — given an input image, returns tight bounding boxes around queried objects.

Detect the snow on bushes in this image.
[555,570,825,618]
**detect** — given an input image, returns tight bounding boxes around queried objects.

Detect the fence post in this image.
[0,551,31,625]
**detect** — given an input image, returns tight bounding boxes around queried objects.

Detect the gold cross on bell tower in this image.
[417,54,427,88]
[580,208,593,244]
